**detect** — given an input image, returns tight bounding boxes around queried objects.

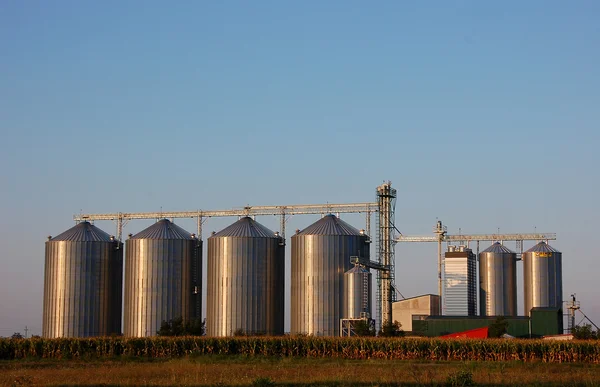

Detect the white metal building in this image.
[443,246,476,316]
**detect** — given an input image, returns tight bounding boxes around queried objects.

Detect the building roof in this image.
[480,242,515,254]
[345,265,370,274]
[50,221,114,242]
[392,294,440,304]
[525,241,561,254]
[210,217,279,238]
[131,219,194,240]
[295,214,362,236]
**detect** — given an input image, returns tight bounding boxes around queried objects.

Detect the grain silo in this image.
[123,219,201,337]
[206,217,284,336]
[523,241,562,315]
[291,214,370,336]
[343,265,372,319]
[43,222,123,338]
[479,242,517,316]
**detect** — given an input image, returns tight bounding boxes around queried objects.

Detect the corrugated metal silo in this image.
[478,242,517,316]
[291,214,370,336]
[523,241,562,315]
[206,217,284,336]
[343,265,372,319]
[123,219,201,337]
[43,222,123,338]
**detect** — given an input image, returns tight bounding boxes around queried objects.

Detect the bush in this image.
[157,317,205,336]
[446,369,475,386]
[378,320,404,337]
[353,320,376,337]
[252,377,275,386]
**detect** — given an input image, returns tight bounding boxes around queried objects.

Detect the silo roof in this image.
[131,219,194,240]
[346,265,370,274]
[480,242,515,254]
[210,217,278,238]
[296,214,362,236]
[524,241,560,253]
[50,221,113,242]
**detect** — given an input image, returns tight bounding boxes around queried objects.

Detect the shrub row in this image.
[1,336,600,363]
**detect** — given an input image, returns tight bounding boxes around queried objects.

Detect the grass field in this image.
[3,356,600,386]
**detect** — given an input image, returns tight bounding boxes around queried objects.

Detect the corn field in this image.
[2,337,600,363]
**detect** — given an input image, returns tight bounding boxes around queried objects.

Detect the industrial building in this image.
[41,181,565,338]
[413,308,563,338]
[206,217,284,336]
[523,241,563,315]
[443,246,476,316]
[291,214,370,336]
[123,219,201,337]
[479,242,517,316]
[391,294,440,333]
[43,222,122,338]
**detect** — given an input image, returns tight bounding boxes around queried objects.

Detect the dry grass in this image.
[2,356,600,386]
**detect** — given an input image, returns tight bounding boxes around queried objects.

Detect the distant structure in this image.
[443,246,476,316]
[43,222,122,338]
[123,219,201,337]
[206,217,285,336]
[523,241,562,315]
[291,214,370,336]
[392,294,440,333]
[479,242,517,316]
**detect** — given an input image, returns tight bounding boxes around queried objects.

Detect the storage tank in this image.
[43,222,123,338]
[123,219,201,337]
[206,217,284,336]
[343,265,372,319]
[523,241,562,315]
[291,214,370,336]
[478,242,517,316]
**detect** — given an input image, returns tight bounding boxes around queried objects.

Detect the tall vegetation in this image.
[488,317,509,338]
[3,336,600,362]
[572,324,598,340]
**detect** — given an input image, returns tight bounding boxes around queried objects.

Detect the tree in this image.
[157,317,205,336]
[378,320,404,337]
[11,332,23,339]
[572,324,597,340]
[353,320,376,337]
[488,316,509,338]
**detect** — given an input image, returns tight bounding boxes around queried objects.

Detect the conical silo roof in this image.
[131,219,194,240]
[50,221,114,242]
[524,241,560,253]
[481,242,515,254]
[345,265,370,274]
[296,214,362,236]
[210,217,278,238]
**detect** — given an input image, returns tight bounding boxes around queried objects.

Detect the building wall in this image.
[392,294,440,332]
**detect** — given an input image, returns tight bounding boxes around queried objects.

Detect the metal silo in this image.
[343,265,372,319]
[523,241,562,315]
[43,222,123,338]
[291,214,370,336]
[123,219,201,337]
[206,217,284,336]
[478,242,517,316]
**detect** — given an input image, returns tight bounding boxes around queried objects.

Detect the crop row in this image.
[2,337,600,363]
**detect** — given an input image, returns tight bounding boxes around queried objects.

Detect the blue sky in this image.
[1,1,598,336]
